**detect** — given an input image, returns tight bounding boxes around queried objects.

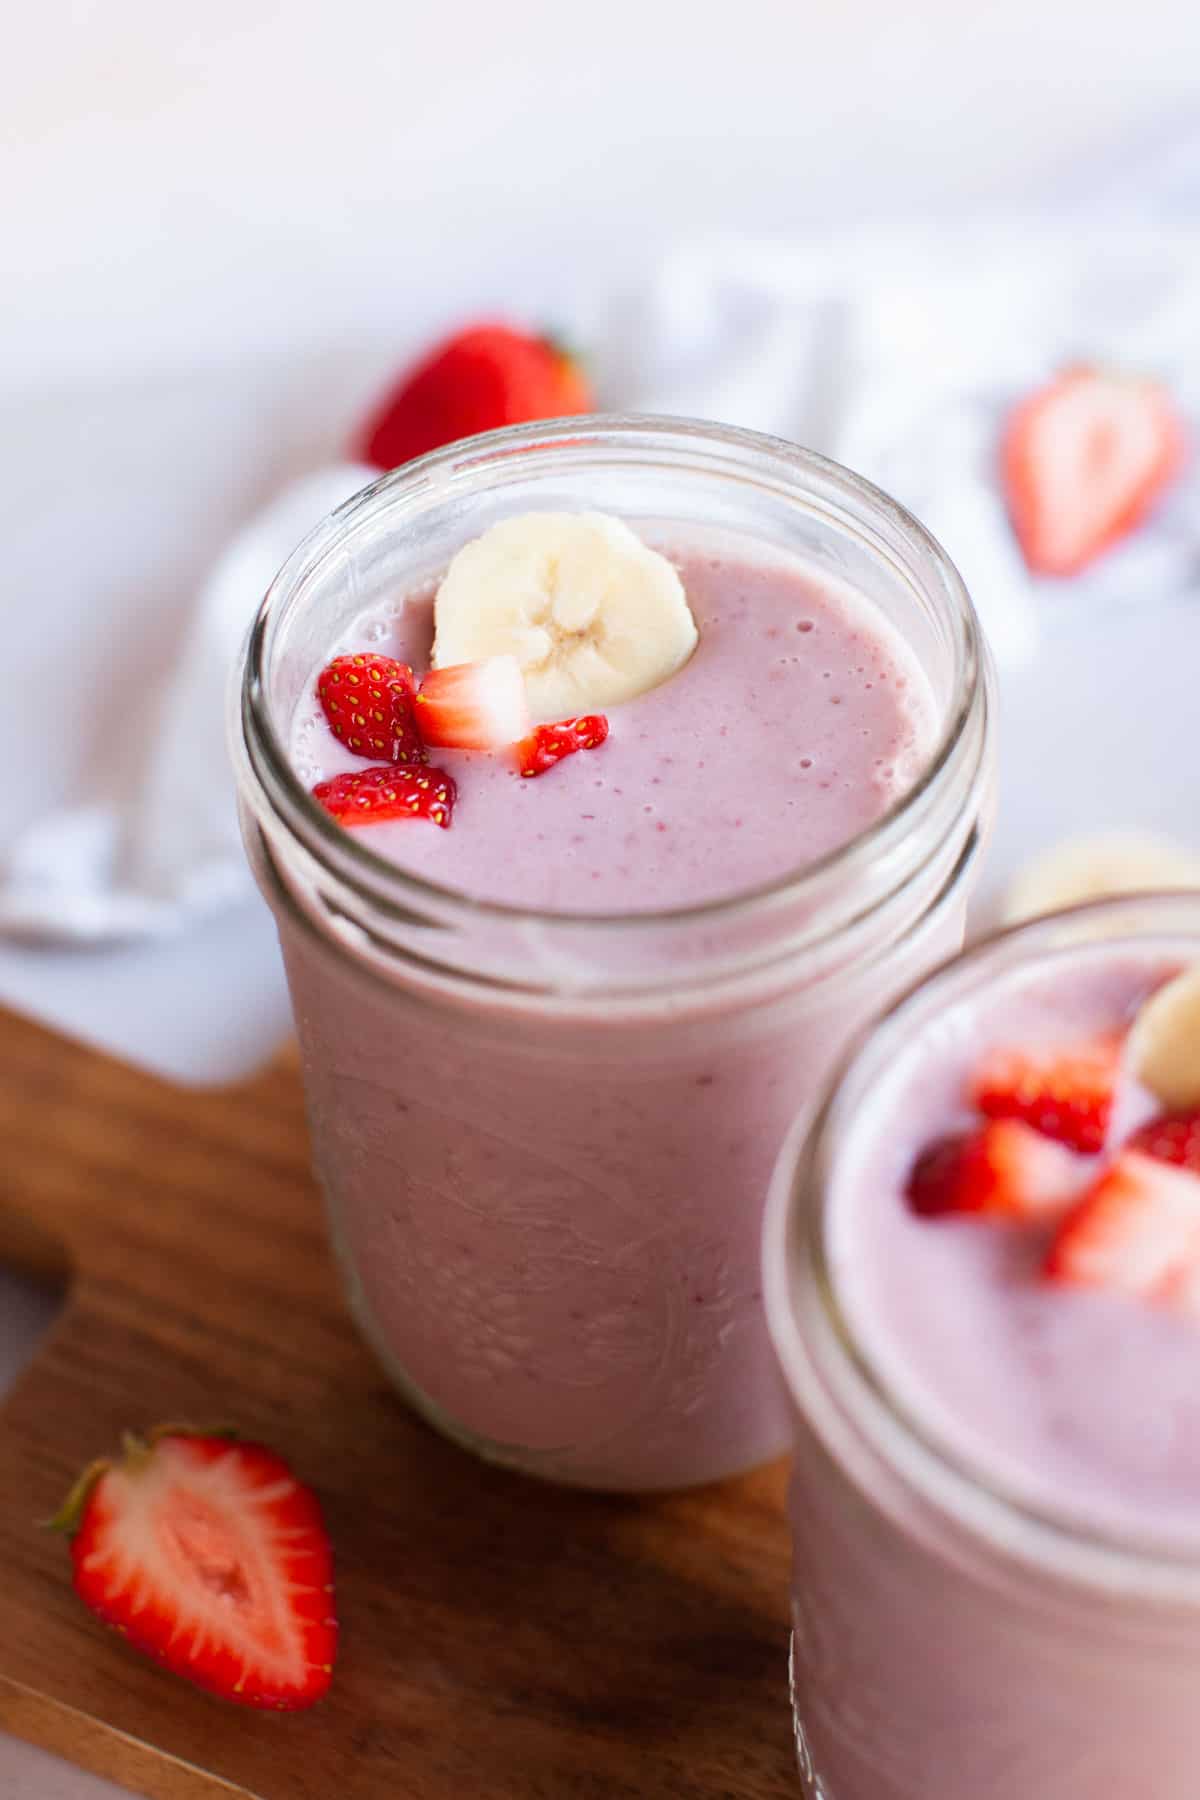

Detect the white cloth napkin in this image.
[5,213,1199,943]
[0,464,375,942]
[598,227,1200,660]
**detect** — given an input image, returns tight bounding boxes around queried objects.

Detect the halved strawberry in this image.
[517,714,609,778]
[906,1119,1089,1220]
[1001,365,1186,577]
[1046,1150,1200,1302]
[415,656,531,751]
[970,1035,1121,1155]
[316,653,425,764]
[1128,1109,1200,1175]
[312,762,455,827]
[49,1427,336,1710]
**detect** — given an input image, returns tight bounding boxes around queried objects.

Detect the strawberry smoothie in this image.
[234,419,993,1489]
[765,896,1200,1798]
[290,548,934,912]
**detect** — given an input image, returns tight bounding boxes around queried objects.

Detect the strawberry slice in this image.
[1128,1109,1200,1175]
[313,762,455,827]
[906,1119,1089,1220]
[49,1427,336,1710]
[517,714,609,778]
[1046,1150,1200,1303]
[316,653,425,764]
[970,1035,1121,1155]
[415,656,531,751]
[1001,365,1186,577]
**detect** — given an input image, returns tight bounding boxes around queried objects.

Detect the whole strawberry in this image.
[50,1426,336,1710]
[358,322,594,470]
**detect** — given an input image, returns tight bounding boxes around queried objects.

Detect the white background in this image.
[6,0,1200,377]
[2,1,1198,1792]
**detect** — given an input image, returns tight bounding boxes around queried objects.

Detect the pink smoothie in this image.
[272,527,957,1490]
[776,928,1200,1798]
[291,543,933,911]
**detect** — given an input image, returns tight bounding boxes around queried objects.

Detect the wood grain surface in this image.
[0,1006,797,1798]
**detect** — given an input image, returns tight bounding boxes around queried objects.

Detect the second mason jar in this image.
[765,895,1200,1798]
[232,416,994,1490]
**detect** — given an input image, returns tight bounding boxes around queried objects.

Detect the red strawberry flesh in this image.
[317,654,426,764]
[517,714,609,778]
[906,1119,1088,1221]
[415,657,531,751]
[1046,1151,1200,1303]
[970,1035,1120,1155]
[57,1429,335,1710]
[313,763,455,828]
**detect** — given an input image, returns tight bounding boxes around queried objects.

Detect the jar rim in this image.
[764,891,1200,1583]
[235,414,987,950]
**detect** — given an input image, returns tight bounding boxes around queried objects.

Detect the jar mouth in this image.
[236,414,986,950]
[764,892,1200,1582]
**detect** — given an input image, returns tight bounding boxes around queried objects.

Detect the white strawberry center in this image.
[85,1441,312,1687]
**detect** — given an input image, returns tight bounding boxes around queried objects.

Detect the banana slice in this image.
[1130,964,1200,1111]
[432,511,698,721]
[1003,832,1200,925]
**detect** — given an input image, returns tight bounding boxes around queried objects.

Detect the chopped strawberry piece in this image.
[517,714,609,778]
[415,656,531,751]
[313,763,455,828]
[906,1119,1089,1221]
[970,1035,1121,1155]
[1001,365,1186,577]
[357,322,594,471]
[316,653,425,764]
[1046,1150,1200,1304]
[1128,1109,1200,1175]
[51,1427,336,1710]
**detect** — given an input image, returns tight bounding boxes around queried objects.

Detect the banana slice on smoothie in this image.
[1130,964,1200,1112]
[432,511,698,721]
[1003,832,1200,925]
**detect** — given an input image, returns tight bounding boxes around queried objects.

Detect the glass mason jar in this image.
[764,893,1200,1799]
[231,416,994,1491]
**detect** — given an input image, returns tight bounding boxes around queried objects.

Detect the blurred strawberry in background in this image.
[358,322,594,470]
[1001,365,1186,577]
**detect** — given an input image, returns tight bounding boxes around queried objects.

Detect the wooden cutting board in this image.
[0,1005,797,1799]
